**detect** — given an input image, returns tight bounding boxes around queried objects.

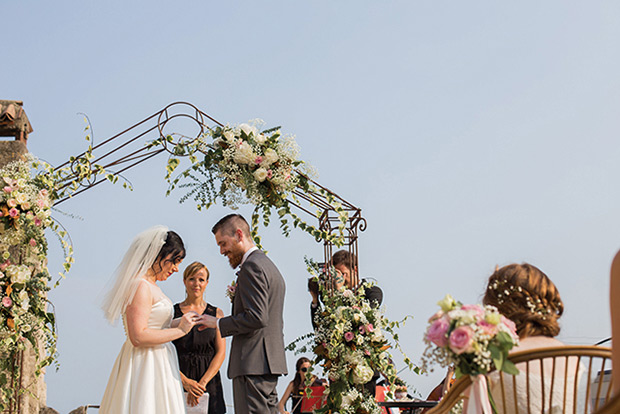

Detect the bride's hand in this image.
[178,312,197,334]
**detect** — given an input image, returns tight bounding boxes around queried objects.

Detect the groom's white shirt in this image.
[216,246,258,330]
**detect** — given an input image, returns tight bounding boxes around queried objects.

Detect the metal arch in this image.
[52,102,367,275]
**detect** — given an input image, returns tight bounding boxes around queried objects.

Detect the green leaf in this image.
[502,359,520,376]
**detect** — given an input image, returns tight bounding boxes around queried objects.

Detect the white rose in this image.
[255,134,267,145]
[223,129,235,142]
[15,192,28,204]
[372,329,384,342]
[351,363,374,384]
[19,290,29,311]
[356,335,364,345]
[233,142,256,165]
[261,148,279,166]
[253,168,268,182]
[239,123,257,137]
[8,265,30,284]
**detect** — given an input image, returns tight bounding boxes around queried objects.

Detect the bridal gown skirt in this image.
[100,299,186,414]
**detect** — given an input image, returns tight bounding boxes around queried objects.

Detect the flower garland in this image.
[0,156,73,409]
[288,259,419,414]
[154,120,349,248]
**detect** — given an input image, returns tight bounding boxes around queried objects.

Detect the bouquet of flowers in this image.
[422,294,519,377]
[422,295,519,413]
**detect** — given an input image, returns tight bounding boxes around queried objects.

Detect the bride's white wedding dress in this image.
[100,281,185,413]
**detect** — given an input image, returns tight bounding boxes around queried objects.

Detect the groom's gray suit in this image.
[218,249,288,414]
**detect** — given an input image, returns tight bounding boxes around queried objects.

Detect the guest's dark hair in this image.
[153,231,186,272]
[332,250,357,271]
[483,263,564,339]
[293,357,311,392]
[211,214,251,237]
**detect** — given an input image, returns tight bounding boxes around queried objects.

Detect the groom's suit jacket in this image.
[218,249,288,379]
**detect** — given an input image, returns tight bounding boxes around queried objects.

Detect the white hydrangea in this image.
[233,142,256,165]
[351,362,374,384]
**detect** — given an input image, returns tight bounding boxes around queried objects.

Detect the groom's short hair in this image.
[212,214,251,237]
[332,250,357,272]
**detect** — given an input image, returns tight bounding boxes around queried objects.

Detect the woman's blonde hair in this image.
[183,261,210,281]
[483,263,563,339]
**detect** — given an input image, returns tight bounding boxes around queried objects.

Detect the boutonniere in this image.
[226,280,237,303]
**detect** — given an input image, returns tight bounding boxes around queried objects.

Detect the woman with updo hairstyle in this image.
[483,263,564,340]
[479,263,581,413]
[100,226,198,414]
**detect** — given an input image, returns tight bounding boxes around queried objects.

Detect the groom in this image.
[197,214,287,414]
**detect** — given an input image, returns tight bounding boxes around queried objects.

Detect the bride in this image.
[99,226,198,413]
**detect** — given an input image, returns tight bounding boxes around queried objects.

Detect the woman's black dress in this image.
[172,303,226,413]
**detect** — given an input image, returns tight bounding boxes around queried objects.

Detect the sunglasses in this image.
[300,367,308,372]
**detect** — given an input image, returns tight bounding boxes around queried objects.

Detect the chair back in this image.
[426,345,613,414]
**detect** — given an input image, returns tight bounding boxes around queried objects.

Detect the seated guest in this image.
[308,250,383,397]
[479,263,577,413]
[172,261,226,413]
[277,357,326,414]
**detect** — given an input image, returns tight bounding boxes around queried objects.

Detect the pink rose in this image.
[344,332,354,342]
[426,317,450,347]
[461,304,485,318]
[366,323,374,332]
[39,189,48,197]
[267,169,273,179]
[449,326,474,354]
[254,156,263,165]
[3,186,12,193]
[9,208,19,218]
[428,310,445,323]
[29,239,37,247]
[2,297,12,308]
[477,320,498,336]
[501,316,518,336]
[34,218,42,227]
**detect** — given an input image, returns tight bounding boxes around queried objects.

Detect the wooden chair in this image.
[426,345,613,414]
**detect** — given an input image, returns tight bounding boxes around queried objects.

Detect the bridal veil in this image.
[102,225,168,323]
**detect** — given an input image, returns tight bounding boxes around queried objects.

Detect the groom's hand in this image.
[196,314,218,330]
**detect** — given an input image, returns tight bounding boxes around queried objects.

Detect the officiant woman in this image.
[173,261,227,413]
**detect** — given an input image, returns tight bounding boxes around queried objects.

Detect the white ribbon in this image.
[464,375,493,414]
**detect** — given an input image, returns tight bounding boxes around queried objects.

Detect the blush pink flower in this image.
[7,199,17,208]
[501,316,518,336]
[344,332,354,342]
[9,208,19,218]
[477,320,498,336]
[426,317,450,347]
[449,326,474,354]
[29,239,37,247]
[461,304,484,318]
[254,156,263,165]
[3,186,12,193]
[2,297,12,307]
[365,323,374,332]
[34,218,42,227]
[0,261,9,271]
[39,189,48,197]
[428,310,445,323]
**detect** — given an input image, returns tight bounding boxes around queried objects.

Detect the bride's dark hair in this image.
[152,231,186,272]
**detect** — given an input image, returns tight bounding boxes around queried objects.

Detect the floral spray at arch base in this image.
[288,259,419,414]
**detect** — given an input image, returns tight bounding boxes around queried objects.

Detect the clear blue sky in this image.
[3,2,620,412]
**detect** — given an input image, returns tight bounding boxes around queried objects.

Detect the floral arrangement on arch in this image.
[0,156,73,409]
[156,120,348,247]
[287,259,418,414]
[422,294,519,413]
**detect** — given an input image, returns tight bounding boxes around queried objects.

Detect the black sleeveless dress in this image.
[172,303,226,413]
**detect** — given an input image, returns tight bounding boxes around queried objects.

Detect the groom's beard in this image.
[228,250,244,269]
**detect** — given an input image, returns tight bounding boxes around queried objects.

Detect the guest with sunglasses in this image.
[277,357,325,414]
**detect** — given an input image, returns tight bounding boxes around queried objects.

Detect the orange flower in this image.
[6,284,12,296]
[7,317,14,330]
